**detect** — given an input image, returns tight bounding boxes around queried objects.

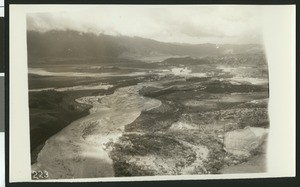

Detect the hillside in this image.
[27,30,263,63]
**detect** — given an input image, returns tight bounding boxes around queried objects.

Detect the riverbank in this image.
[32,84,161,179]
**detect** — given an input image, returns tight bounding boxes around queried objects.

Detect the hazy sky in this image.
[27,5,263,44]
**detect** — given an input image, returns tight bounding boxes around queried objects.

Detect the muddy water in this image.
[32,84,161,179]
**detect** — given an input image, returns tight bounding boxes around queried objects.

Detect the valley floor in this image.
[32,75,269,178]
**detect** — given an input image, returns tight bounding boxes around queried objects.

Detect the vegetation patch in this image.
[110,133,197,176]
[29,90,91,163]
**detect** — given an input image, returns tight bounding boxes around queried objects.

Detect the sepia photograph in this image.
[26,6,270,179]
[7,4,296,184]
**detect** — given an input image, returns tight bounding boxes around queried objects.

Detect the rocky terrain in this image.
[109,75,269,176]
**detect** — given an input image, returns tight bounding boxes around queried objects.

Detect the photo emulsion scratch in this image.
[26,6,269,180]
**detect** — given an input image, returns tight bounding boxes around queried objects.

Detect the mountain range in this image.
[27,30,263,63]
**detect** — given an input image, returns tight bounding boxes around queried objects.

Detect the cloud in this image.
[26,5,263,44]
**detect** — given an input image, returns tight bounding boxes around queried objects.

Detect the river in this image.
[32,84,162,179]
